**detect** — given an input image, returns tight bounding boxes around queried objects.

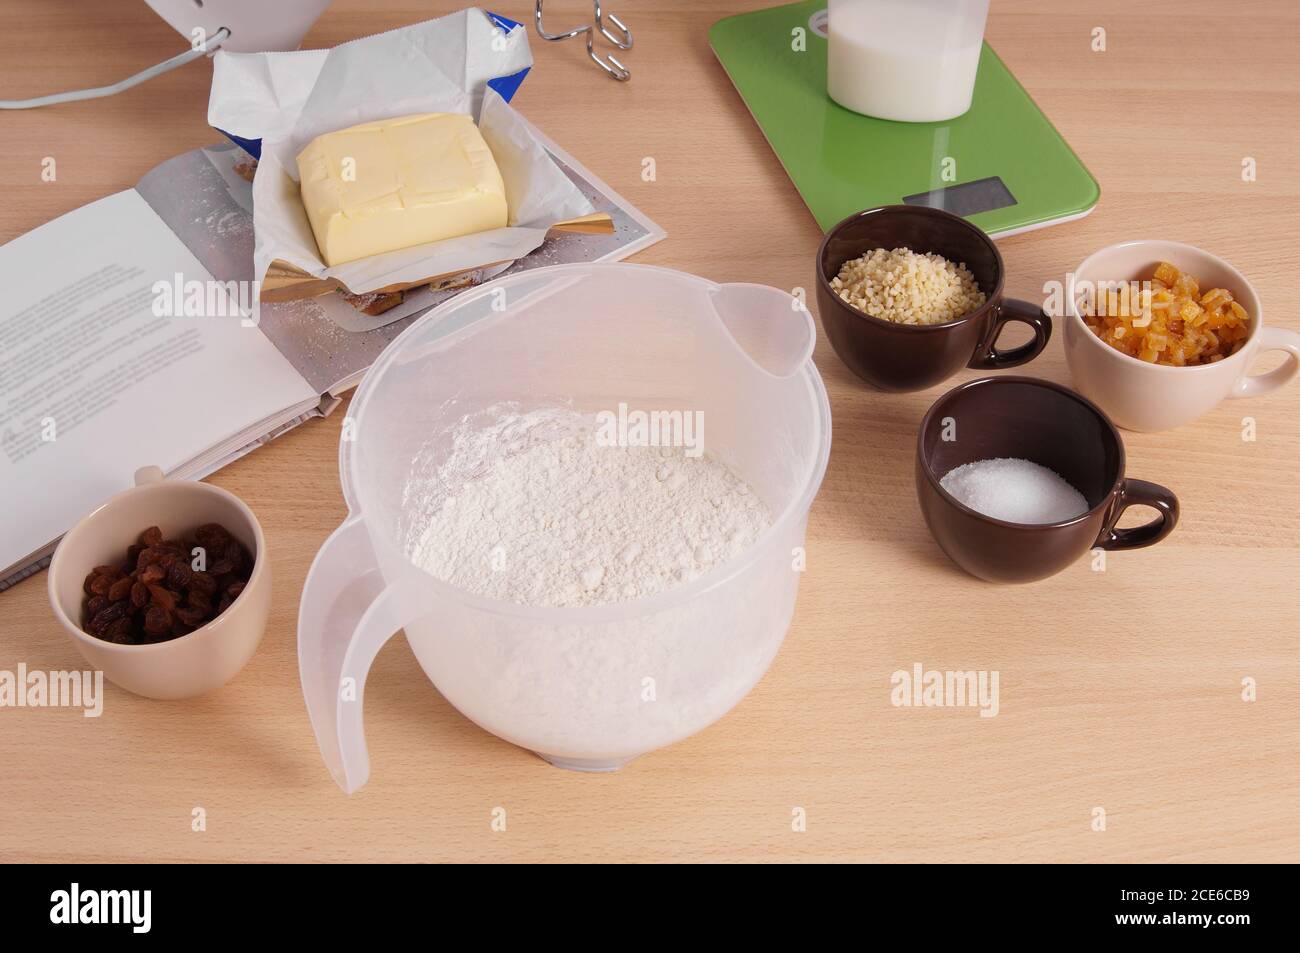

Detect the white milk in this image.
[827,0,989,123]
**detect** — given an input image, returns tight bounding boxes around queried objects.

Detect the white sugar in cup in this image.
[940,458,1088,525]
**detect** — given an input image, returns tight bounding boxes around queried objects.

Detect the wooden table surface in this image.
[1,0,1297,863]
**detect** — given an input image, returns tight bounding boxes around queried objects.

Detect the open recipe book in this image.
[0,140,664,589]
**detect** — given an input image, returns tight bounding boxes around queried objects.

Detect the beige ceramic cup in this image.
[47,467,270,699]
[1064,240,1300,431]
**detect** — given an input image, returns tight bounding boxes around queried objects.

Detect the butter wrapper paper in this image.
[206,9,600,306]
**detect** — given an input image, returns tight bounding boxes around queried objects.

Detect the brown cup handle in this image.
[1095,479,1180,551]
[968,297,1053,370]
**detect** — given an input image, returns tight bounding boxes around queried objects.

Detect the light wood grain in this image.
[1,0,1297,863]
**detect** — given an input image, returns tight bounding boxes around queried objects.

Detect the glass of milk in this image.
[827,0,991,123]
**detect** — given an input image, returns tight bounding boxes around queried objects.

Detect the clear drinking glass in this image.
[827,0,991,122]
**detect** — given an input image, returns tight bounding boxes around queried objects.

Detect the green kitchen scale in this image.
[709,1,1099,236]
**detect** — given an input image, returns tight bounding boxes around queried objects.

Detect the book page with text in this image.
[0,190,316,575]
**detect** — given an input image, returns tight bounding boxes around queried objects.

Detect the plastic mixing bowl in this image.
[298,263,831,792]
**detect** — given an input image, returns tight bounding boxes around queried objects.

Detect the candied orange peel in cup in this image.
[1084,261,1251,366]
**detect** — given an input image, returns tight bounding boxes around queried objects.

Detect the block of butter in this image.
[296,113,509,267]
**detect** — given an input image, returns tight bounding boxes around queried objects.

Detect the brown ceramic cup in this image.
[915,377,1179,583]
[816,205,1052,392]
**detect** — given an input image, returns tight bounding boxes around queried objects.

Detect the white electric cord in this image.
[0,27,230,109]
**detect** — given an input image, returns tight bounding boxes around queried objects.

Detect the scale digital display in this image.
[903,177,1018,217]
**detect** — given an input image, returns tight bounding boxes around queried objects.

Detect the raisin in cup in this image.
[47,467,270,699]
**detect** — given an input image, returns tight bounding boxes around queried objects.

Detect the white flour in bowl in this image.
[406,409,772,607]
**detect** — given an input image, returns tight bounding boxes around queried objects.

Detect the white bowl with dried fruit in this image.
[1065,240,1300,431]
[47,467,270,699]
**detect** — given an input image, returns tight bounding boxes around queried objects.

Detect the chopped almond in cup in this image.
[1084,261,1250,365]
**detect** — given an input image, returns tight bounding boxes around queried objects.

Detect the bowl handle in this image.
[1094,479,1179,551]
[1230,326,1300,398]
[968,298,1053,370]
[710,282,816,379]
[298,513,422,794]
